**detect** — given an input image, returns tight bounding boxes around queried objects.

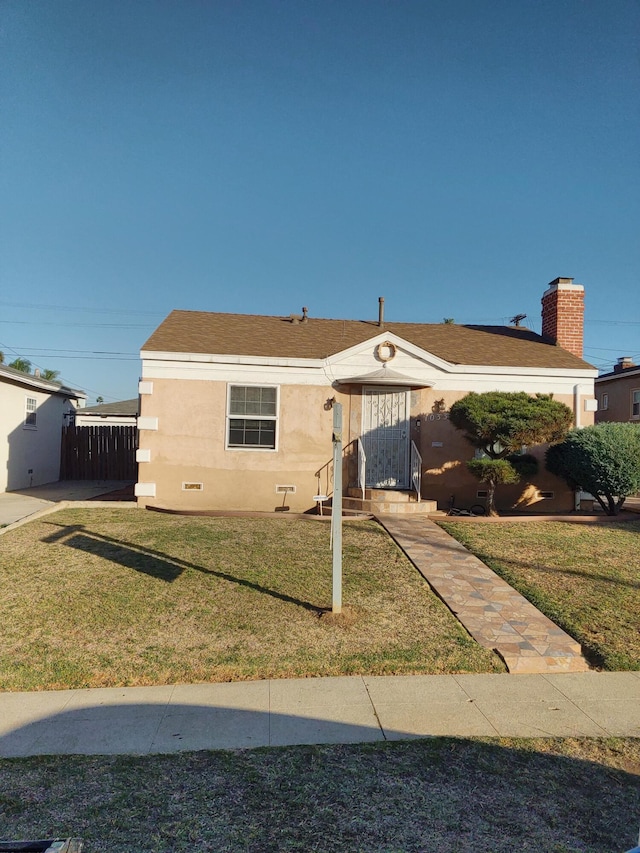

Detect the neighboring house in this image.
[136,277,597,514]
[595,358,640,424]
[0,364,87,492]
[75,398,139,427]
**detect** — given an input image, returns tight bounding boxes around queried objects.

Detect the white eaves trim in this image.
[596,368,640,384]
[140,342,598,382]
[434,364,598,379]
[0,365,87,400]
[140,350,324,369]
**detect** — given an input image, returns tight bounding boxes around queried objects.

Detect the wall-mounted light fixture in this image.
[324,396,336,411]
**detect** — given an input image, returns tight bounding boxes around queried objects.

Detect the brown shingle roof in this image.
[141,310,595,370]
[81,399,139,415]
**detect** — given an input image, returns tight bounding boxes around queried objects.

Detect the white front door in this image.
[362,387,410,488]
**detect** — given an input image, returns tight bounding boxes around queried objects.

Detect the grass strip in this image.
[0,737,638,852]
[440,518,640,670]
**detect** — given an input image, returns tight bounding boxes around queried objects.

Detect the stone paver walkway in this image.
[377,515,590,674]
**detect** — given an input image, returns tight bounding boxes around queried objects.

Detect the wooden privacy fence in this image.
[60,425,137,480]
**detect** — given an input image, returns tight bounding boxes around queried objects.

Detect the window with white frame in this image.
[632,390,640,419]
[227,385,278,449]
[601,393,608,411]
[25,397,37,427]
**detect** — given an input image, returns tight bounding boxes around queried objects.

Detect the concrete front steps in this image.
[342,488,437,516]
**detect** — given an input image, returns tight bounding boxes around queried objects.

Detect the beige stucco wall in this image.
[138,379,339,512]
[0,379,74,492]
[138,376,594,514]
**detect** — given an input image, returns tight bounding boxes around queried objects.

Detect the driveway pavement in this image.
[0,480,134,529]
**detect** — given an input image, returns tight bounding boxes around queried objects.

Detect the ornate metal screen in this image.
[361,387,410,488]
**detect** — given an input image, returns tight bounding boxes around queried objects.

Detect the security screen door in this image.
[362,387,410,488]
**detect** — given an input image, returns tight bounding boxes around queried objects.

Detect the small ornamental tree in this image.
[449,392,574,515]
[546,422,640,515]
[466,458,520,515]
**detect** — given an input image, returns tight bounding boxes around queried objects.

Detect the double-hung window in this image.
[24,397,37,428]
[227,385,278,449]
[632,390,640,419]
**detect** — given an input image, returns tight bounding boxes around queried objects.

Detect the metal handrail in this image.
[357,438,366,500]
[410,440,422,502]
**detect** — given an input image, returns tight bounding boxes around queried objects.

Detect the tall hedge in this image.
[546,422,640,515]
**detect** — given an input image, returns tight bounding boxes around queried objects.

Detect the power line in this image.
[587,319,640,326]
[0,320,153,328]
[7,347,139,356]
[3,354,139,361]
[0,300,164,317]
[584,345,640,352]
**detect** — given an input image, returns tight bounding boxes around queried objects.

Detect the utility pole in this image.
[331,402,343,613]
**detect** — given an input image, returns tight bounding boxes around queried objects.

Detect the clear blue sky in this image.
[1,0,638,403]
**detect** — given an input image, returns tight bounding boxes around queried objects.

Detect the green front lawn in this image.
[0,509,503,690]
[440,518,640,670]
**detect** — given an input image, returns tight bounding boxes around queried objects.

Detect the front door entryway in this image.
[362,386,410,488]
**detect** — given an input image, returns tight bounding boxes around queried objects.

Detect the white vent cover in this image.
[137,416,158,431]
[275,484,296,494]
[134,482,156,497]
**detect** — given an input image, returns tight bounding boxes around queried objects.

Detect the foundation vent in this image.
[182,482,203,491]
[538,491,555,499]
[275,484,296,494]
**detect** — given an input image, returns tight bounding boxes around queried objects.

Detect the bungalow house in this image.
[136,277,597,514]
[595,358,640,424]
[0,364,87,492]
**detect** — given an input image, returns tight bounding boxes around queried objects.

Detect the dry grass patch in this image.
[1,738,638,852]
[440,518,640,670]
[0,509,503,690]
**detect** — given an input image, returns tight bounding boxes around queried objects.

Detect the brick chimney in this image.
[613,356,636,373]
[541,277,584,358]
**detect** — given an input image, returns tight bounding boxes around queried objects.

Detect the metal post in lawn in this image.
[331,402,343,613]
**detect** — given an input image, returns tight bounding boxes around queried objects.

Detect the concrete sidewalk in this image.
[1,672,639,757]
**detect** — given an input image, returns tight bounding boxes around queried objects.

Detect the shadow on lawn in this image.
[40,523,326,614]
[0,702,639,852]
[439,521,640,592]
